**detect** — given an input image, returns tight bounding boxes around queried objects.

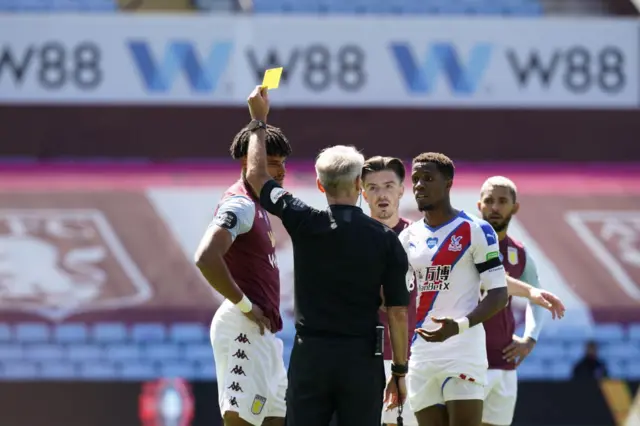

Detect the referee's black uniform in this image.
[259,179,410,426]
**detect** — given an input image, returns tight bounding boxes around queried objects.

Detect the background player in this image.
[400,152,509,426]
[194,125,292,426]
[361,156,418,426]
[478,176,547,426]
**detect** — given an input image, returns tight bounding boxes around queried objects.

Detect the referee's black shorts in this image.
[286,334,385,426]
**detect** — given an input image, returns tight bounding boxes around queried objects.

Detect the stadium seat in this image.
[565,342,586,361]
[15,323,50,342]
[25,344,65,361]
[160,362,196,379]
[0,361,38,379]
[13,0,52,11]
[607,360,627,378]
[121,362,158,380]
[105,344,142,362]
[529,342,564,361]
[196,361,216,379]
[54,323,89,343]
[67,344,103,361]
[592,323,625,344]
[169,323,207,343]
[628,323,640,342]
[184,343,213,362]
[132,323,167,343]
[0,325,11,342]
[93,323,128,343]
[601,342,640,362]
[0,344,23,360]
[550,360,573,380]
[40,362,77,379]
[627,362,640,380]
[79,362,117,379]
[516,359,546,380]
[547,325,592,344]
[145,343,181,361]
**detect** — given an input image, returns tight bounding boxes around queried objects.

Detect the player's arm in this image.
[194,196,254,305]
[521,251,546,341]
[466,223,509,328]
[382,232,410,368]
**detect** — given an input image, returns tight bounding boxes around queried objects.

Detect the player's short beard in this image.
[418,203,437,212]
[487,214,512,232]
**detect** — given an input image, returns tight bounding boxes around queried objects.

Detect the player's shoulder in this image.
[505,234,526,249]
[398,220,423,243]
[219,193,255,211]
[459,211,498,245]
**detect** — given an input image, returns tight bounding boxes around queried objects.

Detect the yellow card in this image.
[262,67,283,90]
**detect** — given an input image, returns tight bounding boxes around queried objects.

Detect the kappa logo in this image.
[230,365,247,376]
[0,209,152,320]
[229,396,239,407]
[448,235,463,252]
[251,395,267,415]
[234,333,250,344]
[228,381,243,392]
[233,349,249,360]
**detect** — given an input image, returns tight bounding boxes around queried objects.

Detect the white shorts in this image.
[211,300,287,426]
[407,359,486,413]
[382,360,419,425]
[483,369,518,425]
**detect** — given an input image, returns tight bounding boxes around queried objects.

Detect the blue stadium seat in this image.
[0,0,14,12]
[67,344,103,361]
[105,344,142,362]
[627,361,640,380]
[160,362,196,379]
[628,323,640,342]
[40,362,77,379]
[80,362,117,379]
[94,323,128,343]
[0,325,11,342]
[565,342,586,362]
[85,0,117,11]
[593,323,625,344]
[546,325,592,344]
[121,362,158,380]
[132,323,166,343]
[145,343,181,361]
[169,323,207,343]
[25,344,65,361]
[197,361,216,379]
[530,342,564,361]
[15,323,50,342]
[184,343,213,363]
[550,360,573,380]
[607,360,626,379]
[602,342,640,362]
[516,359,546,380]
[0,344,23,360]
[54,323,88,343]
[0,361,38,379]
[13,0,52,11]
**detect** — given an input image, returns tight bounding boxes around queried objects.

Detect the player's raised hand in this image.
[503,335,536,367]
[247,85,269,122]
[416,317,459,343]
[384,375,407,410]
[529,288,566,320]
[243,304,272,335]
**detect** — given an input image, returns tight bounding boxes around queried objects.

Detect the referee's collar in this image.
[328,204,362,211]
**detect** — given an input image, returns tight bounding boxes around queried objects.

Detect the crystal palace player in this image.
[478,176,548,426]
[194,125,292,426]
[361,156,419,426]
[400,153,509,426]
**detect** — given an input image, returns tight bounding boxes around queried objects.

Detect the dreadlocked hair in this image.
[412,152,455,180]
[229,124,292,160]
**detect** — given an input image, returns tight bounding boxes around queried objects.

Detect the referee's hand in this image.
[384,375,407,410]
[244,305,272,335]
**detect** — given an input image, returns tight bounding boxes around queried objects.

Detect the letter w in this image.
[128,40,233,93]
[390,42,492,95]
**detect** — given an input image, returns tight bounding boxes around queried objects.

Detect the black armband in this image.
[391,363,408,376]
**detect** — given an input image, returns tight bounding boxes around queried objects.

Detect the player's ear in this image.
[445,179,453,190]
[355,176,362,193]
[399,183,405,198]
[362,189,369,201]
[512,202,520,215]
[316,178,326,194]
[241,157,248,169]
[476,201,482,212]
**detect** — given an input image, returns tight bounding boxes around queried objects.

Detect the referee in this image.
[243,86,410,426]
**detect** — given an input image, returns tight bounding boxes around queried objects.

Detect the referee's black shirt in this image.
[259,179,410,337]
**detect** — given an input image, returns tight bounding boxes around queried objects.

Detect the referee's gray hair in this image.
[315,145,365,196]
[480,176,518,202]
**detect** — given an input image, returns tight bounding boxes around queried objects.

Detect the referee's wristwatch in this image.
[391,363,408,377]
[247,119,267,132]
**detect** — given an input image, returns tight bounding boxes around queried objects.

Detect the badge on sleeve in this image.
[270,187,288,204]
[214,211,238,230]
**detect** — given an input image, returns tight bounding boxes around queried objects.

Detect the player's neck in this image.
[423,203,458,228]
[373,213,400,229]
[497,229,509,241]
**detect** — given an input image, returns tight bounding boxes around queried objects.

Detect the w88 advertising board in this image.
[0,15,638,108]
